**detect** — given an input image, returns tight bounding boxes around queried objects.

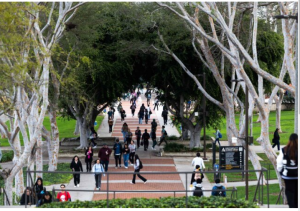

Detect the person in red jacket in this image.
[56,184,71,202]
[98,143,112,172]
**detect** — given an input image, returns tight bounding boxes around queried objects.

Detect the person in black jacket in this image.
[142,129,150,151]
[36,191,52,207]
[272,128,280,151]
[85,146,94,172]
[135,127,141,148]
[70,155,83,187]
[34,177,44,201]
[20,187,36,205]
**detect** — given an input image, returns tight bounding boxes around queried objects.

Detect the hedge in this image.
[39,196,259,208]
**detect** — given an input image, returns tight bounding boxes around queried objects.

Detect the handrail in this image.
[25,168,268,208]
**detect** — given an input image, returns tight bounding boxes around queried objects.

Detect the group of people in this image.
[20,178,53,207]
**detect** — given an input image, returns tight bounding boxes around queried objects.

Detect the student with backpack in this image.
[193,178,204,197]
[211,179,226,197]
[130,154,147,184]
[191,152,205,171]
[158,126,168,146]
[214,128,222,146]
[142,129,150,151]
[151,130,157,150]
[144,110,149,124]
[190,165,204,186]
[276,133,298,208]
[113,139,122,168]
[92,158,105,190]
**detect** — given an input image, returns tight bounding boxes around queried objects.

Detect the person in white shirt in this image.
[191,152,205,171]
[130,154,147,184]
[92,159,105,190]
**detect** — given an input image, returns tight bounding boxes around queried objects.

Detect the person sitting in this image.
[20,187,36,205]
[193,178,204,197]
[211,179,226,197]
[56,184,71,202]
[36,191,52,207]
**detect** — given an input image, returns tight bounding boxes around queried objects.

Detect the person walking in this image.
[125,128,133,145]
[70,155,83,187]
[122,144,130,169]
[190,165,204,186]
[162,109,168,125]
[277,133,298,208]
[120,108,126,122]
[138,109,144,124]
[130,154,147,184]
[130,103,136,117]
[135,127,142,148]
[158,126,168,146]
[85,146,93,172]
[146,91,151,107]
[147,106,152,119]
[144,109,149,124]
[98,143,112,172]
[153,98,159,111]
[92,158,105,190]
[151,130,157,150]
[272,128,280,151]
[89,127,98,148]
[151,119,157,131]
[121,122,129,142]
[56,184,71,202]
[191,152,205,171]
[214,128,221,146]
[129,140,136,165]
[142,129,150,151]
[107,108,113,120]
[113,139,122,168]
[108,117,114,133]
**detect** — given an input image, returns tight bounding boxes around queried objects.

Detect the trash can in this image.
[248,136,253,145]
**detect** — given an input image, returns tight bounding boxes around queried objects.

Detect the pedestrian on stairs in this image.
[98,143,112,172]
[122,143,130,168]
[138,109,144,124]
[144,110,149,124]
[130,103,136,117]
[130,154,147,184]
[162,109,168,125]
[113,139,122,168]
[142,129,150,151]
[125,128,133,145]
[121,123,129,142]
[108,117,113,133]
[153,98,159,111]
[129,140,136,165]
[120,108,126,122]
[135,127,141,148]
[151,130,157,150]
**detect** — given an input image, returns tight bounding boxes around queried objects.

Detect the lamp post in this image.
[196,73,207,160]
[273,13,298,134]
[231,79,249,200]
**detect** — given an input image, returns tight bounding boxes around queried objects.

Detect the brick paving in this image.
[93,193,186,200]
[92,94,185,201]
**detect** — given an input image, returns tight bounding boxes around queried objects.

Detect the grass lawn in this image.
[205,110,294,145]
[236,184,281,205]
[205,153,278,183]
[0,115,104,147]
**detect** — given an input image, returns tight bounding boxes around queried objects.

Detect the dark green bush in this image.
[0,150,13,162]
[200,135,212,140]
[39,196,259,208]
[164,143,188,152]
[167,135,179,140]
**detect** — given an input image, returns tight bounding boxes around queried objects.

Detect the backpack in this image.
[139,160,143,169]
[164,130,168,136]
[193,186,203,197]
[218,132,222,138]
[280,148,298,177]
[213,185,225,197]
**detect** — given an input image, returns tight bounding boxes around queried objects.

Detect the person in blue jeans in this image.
[214,128,221,146]
[98,143,112,172]
[113,139,122,168]
[138,109,144,124]
[122,144,130,169]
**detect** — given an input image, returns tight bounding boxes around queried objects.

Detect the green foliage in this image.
[163,142,218,152]
[39,196,259,208]
[0,150,13,162]
[167,135,179,140]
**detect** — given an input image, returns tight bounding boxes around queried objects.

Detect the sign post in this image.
[219,146,244,171]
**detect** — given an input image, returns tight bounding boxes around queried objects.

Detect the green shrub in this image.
[167,135,179,140]
[164,143,188,152]
[39,196,259,208]
[200,135,212,140]
[0,150,13,162]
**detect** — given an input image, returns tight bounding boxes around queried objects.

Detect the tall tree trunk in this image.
[189,127,201,148]
[48,107,60,171]
[36,134,43,179]
[78,119,89,148]
[74,120,80,135]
